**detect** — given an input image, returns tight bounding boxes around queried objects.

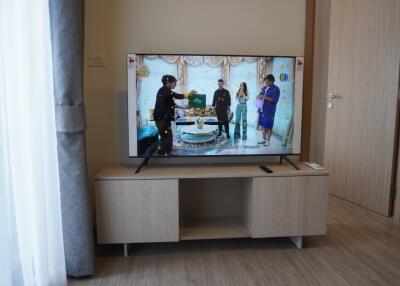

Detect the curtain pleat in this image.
[49,0,95,277]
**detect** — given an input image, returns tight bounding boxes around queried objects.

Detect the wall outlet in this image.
[88,55,106,67]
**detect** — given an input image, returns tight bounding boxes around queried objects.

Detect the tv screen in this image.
[127,54,303,157]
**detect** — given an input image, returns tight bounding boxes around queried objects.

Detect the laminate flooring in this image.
[69,195,400,286]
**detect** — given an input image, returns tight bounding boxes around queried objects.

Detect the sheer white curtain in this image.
[0,0,67,285]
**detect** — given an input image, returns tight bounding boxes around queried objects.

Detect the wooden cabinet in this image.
[94,163,329,255]
[250,176,329,238]
[95,179,179,243]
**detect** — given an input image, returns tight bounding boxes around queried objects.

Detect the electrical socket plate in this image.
[88,55,106,67]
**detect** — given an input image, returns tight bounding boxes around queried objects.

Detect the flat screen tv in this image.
[127,54,303,158]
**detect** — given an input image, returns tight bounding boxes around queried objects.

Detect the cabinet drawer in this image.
[95,179,179,243]
[251,176,329,238]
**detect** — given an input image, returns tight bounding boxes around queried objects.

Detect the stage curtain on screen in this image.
[257,57,272,90]
[177,58,187,92]
[136,55,144,98]
[49,0,95,277]
[140,55,271,96]
[143,55,187,92]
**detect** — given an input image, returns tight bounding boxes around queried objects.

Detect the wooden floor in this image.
[69,195,400,286]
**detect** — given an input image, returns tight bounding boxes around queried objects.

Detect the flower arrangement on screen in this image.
[137,64,150,78]
[183,106,216,117]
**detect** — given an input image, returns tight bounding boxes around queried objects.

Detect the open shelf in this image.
[180,217,250,240]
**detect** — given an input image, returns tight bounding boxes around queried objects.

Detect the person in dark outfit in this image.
[212,79,231,138]
[154,75,195,155]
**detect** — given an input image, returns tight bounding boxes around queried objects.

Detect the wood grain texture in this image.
[393,94,400,219]
[392,97,400,219]
[242,177,254,234]
[300,0,316,161]
[95,179,179,243]
[95,163,329,181]
[395,166,400,219]
[251,176,329,237]
[180,217,250,240]
[96,165,329,244]
[179,178,244,219]
[324,0,400,215]
[69,195,400,286]
[309,0,331,165]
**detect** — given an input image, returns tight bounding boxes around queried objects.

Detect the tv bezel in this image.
[127,52,303,159]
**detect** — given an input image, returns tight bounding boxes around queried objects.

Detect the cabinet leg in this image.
[123,243,129,257]
[289,236,303,249]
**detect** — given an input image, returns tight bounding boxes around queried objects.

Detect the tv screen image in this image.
[127,54,303,157]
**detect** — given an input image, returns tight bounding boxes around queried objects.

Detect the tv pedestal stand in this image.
[280,155,300,170]
[135,157,150,174]
[135,142,157,174]
[259,155,300,174]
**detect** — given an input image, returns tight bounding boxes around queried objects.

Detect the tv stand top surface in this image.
[95,162,329,180]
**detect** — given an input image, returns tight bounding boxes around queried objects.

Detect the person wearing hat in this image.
[154,75,196,155]
[256,74,280,146]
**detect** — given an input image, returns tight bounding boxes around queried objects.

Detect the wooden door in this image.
[324,0,400,215]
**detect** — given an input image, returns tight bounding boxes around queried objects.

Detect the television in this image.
[127,54,303,158]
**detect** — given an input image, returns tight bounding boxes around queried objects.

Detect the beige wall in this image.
[309,0,331,165]
[84,0,306,189]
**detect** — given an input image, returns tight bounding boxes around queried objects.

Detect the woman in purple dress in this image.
[257,74,280,146]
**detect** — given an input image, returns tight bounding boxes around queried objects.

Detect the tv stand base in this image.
[280,155,300,170]
[135,157,150,174]
[135,141,158,174]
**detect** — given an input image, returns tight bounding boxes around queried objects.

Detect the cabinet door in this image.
[96,179,179,243]
[251,176,329,238]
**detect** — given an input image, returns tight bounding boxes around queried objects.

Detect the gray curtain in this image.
[49,0,95,277]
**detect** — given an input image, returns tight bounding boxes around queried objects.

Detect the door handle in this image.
[325,93,340,109]
[325,93,339,99]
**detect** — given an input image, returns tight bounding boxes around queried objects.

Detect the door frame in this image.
[300,0,316,161]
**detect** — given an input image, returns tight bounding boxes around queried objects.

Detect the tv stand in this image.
[95,162,329,257]
[135,157,150,174]
[280,155,300,170]
[135,141,157,174]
